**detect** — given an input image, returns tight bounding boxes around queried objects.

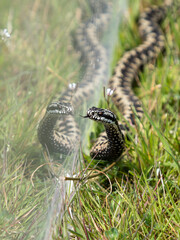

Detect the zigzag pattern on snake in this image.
[38,0,110,154]
[38,1,168,161]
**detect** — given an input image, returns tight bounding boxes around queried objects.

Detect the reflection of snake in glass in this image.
[38,1,169,161]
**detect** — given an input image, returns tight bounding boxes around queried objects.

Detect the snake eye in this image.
[99,112,103,115]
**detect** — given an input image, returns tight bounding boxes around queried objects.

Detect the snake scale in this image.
[38,0,169,161]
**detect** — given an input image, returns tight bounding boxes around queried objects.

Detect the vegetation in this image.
[0,0,81,239]
[0,0,179,239]
[54,0,180,239]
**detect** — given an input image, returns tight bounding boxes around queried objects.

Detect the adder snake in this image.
[38,1,169,161]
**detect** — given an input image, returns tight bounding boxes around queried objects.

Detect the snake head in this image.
[46,102,74,115]
[84,106,118,125]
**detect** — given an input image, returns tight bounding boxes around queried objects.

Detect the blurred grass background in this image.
[0,0,83,239]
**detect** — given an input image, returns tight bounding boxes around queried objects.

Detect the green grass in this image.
[53,0,180,239]
[0,0,83,239]
[0,0,179,239]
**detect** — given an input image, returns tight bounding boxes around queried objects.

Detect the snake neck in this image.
[38,113,59,151]
[105,122,124,142]
[104,122,125,155]
[38,113,80,154]
[90,121,125,161]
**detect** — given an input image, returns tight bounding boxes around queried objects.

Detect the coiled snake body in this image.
[38,1,168,161]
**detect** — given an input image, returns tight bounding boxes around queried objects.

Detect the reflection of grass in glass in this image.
[54,0,179,239]
[0,0,82,238]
